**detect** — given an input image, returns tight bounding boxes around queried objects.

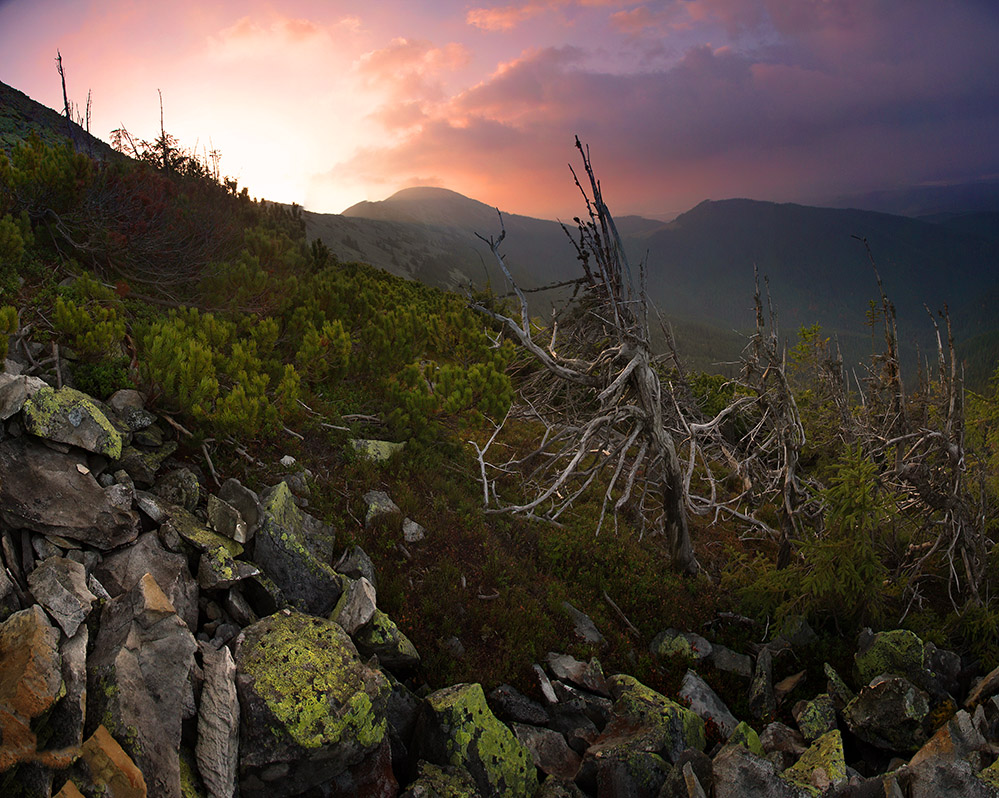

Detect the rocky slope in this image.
[3,343,999,797]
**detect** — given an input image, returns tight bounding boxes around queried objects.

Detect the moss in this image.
[240,611,388,752]
[22,385,122,458]
[425,683,537,798]
[782,729,846,796]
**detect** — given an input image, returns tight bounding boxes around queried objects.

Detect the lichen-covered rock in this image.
[488,684,549,726]
[610,674,706,759]
[575,746,670,798]
[842,674,930,753]
[748,647,776,719]
[0,437,139,549]
[87,573,198,798]
[354,608,421,670]
[351,439,405,463]
[27,555,96,637]
[234,610,391,798]
[400,760,483,797]
[727,720,765,757]
[793,693,837,742]
[197,543,260,591]
[781,729,847,795]
[23,385,123,458]
[253,482,346,616]
[412,682,538,798]
[823,662,855,710]
[650,628,711,660]
[114,441,178,486]
[153,468,202,512]
[854,628,956,701]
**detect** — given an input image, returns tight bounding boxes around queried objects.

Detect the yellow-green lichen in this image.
[855,630,926,685]
[426,683,537,798]
[240,611,388,752]
[609,674,707,756]
[782,729,846,796]
[727,720,765,757]
[23,386,122,458]
[262,482,304,534]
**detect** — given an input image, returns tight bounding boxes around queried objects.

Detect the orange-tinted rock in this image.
[79,724,148,798]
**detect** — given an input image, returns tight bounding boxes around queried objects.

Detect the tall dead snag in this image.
[470,138,698,574]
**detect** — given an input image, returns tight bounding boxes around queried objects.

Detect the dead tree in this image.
[470,138,698,574]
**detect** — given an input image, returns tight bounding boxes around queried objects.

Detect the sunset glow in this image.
[1,1,997,220]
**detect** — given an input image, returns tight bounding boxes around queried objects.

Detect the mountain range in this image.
[306,187,999,382]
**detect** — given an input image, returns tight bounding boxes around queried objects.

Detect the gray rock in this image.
[26,556,96,637]
[234,610,392,798]
[562,600,606,646]
[363,489,402,529]
[711,744,800,798]
[22,385,123,457]
[824,662,856,710]
[679,669,739,738]
[534,662,559,704]
[842,674,930,753]
[197,641,239,798]
[108,389,157,430]
[197,546,261,591]
[95,530,199,632]
[488,683,549,726]
[332,576,377,635]
[512,722,581,780]
[400,761,482,798]
[551,679,613,729]
[759,721,807,757]
[253,482,346,616]
[710,643,753,678]
[47,624,88,752]
[660,749,714,798]
[86,573,198,798]
[219,478,262,538]
[0,373,46,420]
[536,777,585,798]
[402,517,426,543]
[114,440,177,486]
[350,438,405,462]
[207,494,248,544]
[909,755,996,798]
[0,437,139,549]
[153,468,202,512]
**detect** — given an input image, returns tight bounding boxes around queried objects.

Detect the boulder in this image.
[252,482,346,616]
[650,628,712,661]
[679,669,739,737]
[107,389,156,431]
[26,555,96,637]
[711,744,800,798]
[0,437,139,549]
[350,439,405,462]
[353,608,421,670]
[727,721,765,757]
[710,643,753,678]
[335,545,378,587]
[22,385,123,458]
[402,517,426,543]
[748,647,776,719]
[842,674,930,753]
[114,441,177,487]
[95,531,199,632]
[234,610,391,798]
[412,682,538,797]
[87,573,198,798]
[207,493,248,544]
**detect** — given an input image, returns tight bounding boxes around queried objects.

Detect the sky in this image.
[1,0,998,220]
